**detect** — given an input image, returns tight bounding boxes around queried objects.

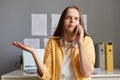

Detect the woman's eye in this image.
[65,16,79,21]
[75,17,79,21]
[65,16,71,19]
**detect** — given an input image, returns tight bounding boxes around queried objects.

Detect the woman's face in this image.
[64,8,80,34]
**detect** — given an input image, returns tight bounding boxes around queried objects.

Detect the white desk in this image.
[1,69,120,80]
[92,69,120,80]
[1,70,39,80]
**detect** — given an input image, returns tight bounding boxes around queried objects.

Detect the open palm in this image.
[12,41,36,53]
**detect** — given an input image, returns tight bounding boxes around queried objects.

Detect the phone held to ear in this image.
[74,26,79,35]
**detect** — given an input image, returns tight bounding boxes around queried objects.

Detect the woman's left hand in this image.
[75,24,84,44]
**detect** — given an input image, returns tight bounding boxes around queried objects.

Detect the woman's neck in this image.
[64,32,75,42]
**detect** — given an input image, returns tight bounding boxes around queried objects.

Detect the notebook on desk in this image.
[23,49,44,74]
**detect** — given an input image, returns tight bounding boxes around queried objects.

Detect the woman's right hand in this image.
[12,41,36,54]
[12,41,44,76]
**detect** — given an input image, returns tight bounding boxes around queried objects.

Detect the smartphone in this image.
[74,26,79,35]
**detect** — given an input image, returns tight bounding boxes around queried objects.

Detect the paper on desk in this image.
[31,14,47,36]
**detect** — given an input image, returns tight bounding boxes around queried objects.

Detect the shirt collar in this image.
[59,38,77,47]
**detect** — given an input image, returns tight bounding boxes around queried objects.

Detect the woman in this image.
[12,6,95,80]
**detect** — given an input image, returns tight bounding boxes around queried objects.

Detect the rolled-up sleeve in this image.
[37,39,53,80]
[84,36,95,72]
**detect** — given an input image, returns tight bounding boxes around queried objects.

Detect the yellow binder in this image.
[105,42,114,71]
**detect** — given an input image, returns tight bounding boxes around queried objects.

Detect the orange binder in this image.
[105,42,114,71]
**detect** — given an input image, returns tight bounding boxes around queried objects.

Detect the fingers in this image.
[12,41,20,48]
[12,41,25,50]
[76,25,84,40]
[77,25,83,31]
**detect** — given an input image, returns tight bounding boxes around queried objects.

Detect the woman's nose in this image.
[70,18,75,23]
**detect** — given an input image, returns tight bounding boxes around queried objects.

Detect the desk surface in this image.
[92,69,120,77]
[2,69,120,78]
[1,70,37,78]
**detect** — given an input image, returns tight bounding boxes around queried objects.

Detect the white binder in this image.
[94,42,105,69]
[98,42,105,69]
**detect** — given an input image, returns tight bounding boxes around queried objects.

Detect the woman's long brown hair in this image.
[53,6,88,38]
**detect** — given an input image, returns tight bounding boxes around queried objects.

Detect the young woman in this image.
[12,6,95,80]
